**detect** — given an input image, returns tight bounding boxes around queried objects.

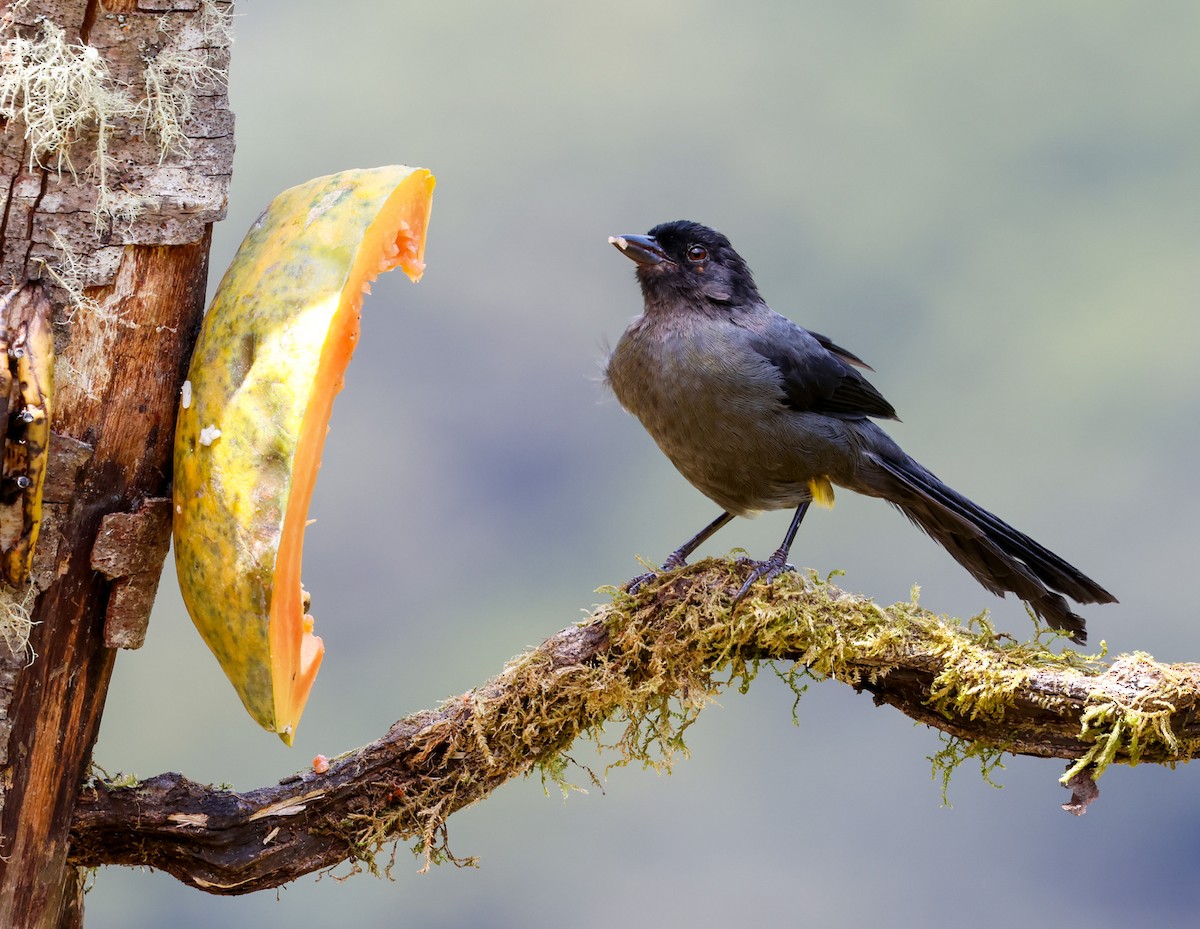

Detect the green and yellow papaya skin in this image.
[173,166,434,743]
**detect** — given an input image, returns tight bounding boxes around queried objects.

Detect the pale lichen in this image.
[0,18,135,185]
[140,45,225,162]
[197,0,236,47]
[36,231,106,322]
[0,2,231,238]
[0,582,37,664]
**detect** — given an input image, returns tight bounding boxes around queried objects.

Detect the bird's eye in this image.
[686,244,708,262]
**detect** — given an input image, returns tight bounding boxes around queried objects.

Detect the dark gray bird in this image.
[604,220,1115,643]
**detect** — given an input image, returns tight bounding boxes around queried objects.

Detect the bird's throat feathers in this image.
[633,238,763,312]
[636,271,762,321]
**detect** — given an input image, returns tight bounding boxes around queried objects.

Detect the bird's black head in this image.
[609,220,761,311]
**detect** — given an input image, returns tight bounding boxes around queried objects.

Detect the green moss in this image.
[319,559,1195,875]
[1062,653,1200,784]
[929,733,1008,806]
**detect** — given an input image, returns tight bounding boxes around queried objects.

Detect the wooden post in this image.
[0,2,233,924]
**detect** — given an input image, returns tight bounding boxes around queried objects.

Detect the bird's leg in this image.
[662,510,735,569]
[733,502,811,605]
[627,511,735,593]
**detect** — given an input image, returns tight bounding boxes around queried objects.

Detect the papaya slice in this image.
[173,166,435,743]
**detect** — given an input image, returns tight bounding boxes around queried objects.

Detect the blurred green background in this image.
[88,1,1200,927]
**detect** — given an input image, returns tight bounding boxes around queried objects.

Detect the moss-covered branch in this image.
[68,561,1200,893]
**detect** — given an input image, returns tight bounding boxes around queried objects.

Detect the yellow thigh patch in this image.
[808,476,836,508]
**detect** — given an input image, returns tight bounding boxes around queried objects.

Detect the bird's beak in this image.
[609,234,667,266]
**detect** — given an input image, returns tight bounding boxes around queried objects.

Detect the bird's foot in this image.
[625,571,656,595]
[625,551,690,595]
[733,549,795,605]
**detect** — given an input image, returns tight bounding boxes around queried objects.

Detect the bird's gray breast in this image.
[607,314,848,515]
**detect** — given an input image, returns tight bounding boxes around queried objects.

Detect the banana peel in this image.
[173,166,434,743]
[0,286,53,587]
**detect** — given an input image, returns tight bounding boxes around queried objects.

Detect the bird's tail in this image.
[863,453,1116,644]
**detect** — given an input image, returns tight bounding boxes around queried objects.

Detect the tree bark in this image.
[0,1,232,925]
[66,563,1199,893]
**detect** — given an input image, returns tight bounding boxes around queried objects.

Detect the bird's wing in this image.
[745,315,899,421]
[806,329,874,371]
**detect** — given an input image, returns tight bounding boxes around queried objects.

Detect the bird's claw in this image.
[733,553,796,605]
[625,571,658,595]
[625,551,691,595]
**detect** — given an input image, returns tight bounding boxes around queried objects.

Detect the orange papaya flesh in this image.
[173,166,434,743]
